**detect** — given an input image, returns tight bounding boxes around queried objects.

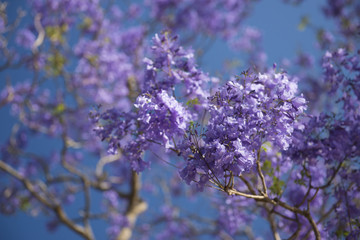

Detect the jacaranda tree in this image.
[0,0,359,239]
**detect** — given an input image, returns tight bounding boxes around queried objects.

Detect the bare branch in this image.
[32,13,45,53]
[117,171,147,240]
[256,149,267,196]
[0,160,94,240]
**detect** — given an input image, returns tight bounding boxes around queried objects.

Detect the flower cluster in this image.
[285,49,360,238]
[146,0,252,39]
[230,27,267,70]
[92,32,206,172]
[0,82,64,135]
[143,32,211,106]
[216,196,253,235]
[322,0,360,42]
[179,68,307,189]
[135,90,191,149]
[155,205,191,240]
[73,38,135,109]
[322,49,360,119]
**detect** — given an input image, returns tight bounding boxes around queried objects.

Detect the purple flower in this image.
[295,52,315,68]
[142,32,211,111]
[104,190,119,208]
[146,0,252,39]
[135,90,191,149]
[16,29,35,49]
[178,69,306,188]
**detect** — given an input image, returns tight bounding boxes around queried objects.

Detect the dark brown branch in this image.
[303,211,321,240]
[313,161,342,189]
[287,214,301,240]
[239,174,257,195]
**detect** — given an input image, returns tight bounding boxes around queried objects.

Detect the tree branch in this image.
[117,171,147,240]
[256,149,267,196]
[0,160,94,240]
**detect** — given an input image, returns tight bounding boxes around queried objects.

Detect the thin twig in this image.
[256,153,267,196]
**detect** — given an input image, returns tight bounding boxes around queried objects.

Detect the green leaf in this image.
[261,141,272,152]
[86,55,98,67]
[79,17,93,30]
[298,16,309,31]
[294,178,306,186]
[262,160,274,177]
[262,160,272,172]
[46,51,66,76]
[45,24,68,43]
[20,197,31,211]
[189,121,195,129]
[53,103,66,116]
[186,98,199,107]
[269,177,285,195]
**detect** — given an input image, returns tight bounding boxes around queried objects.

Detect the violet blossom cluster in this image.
[179,68,306,190]
[284,0,359,51]
[95,32,306,191]
[284,49,360,238]
[92,32,209,172]
[91,30,312,238]
[142,32,211,105]
[322,0,360,45]
[230,26,267,70]
[135,90,191,149]
[146,0,252,39]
